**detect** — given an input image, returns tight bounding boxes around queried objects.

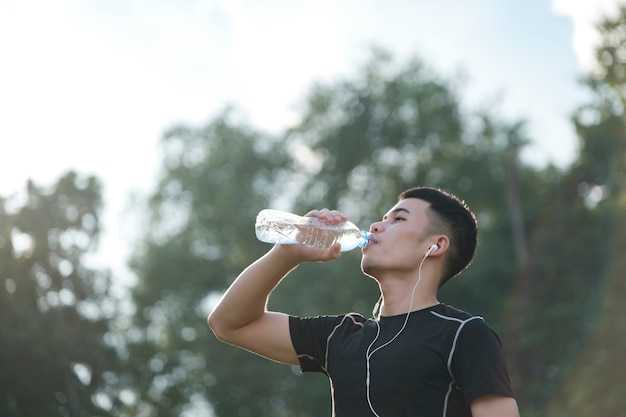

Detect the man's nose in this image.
[369,221,383,233]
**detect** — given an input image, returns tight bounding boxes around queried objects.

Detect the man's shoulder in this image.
[431,304,503,344]
[430,303,482,323]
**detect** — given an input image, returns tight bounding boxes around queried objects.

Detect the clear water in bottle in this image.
[255,209,370,252]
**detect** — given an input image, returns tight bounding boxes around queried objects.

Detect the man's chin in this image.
[360,260,379,279]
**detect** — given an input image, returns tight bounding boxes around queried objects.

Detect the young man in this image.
[208,186,520,416]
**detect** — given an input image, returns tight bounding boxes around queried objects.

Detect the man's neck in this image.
[376,273,439,317]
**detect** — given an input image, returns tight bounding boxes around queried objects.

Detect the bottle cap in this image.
[358,230,371,247]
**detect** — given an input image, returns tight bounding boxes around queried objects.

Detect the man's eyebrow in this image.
[382,207,410,220]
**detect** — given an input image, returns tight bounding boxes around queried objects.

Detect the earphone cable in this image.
[365,248,432,416]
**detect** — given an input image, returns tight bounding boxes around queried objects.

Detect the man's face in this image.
[361,198,434,278]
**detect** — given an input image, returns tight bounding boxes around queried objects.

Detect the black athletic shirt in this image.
[289,303,515,417]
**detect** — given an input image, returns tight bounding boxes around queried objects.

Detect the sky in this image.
[1,0,625,282]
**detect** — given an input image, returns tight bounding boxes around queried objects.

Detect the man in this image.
[208,186,520,416]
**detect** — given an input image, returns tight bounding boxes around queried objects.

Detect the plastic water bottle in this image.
[255,209,371,252]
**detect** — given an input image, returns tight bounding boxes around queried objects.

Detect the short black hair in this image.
[398,186,478,285]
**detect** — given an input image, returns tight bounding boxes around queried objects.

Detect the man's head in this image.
[398,186,477,285]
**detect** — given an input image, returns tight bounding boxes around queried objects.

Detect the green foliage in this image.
[542,7,626,416]
[120,109,305,417]
[0,172,118,417]
[285,51,534,327]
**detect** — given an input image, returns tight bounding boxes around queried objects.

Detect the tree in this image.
[122,109,299,417]
[281,47,532,324]
[127,51,540,416]
[0,172,118,417]
[268,50,536,415]
[544,7,626,416]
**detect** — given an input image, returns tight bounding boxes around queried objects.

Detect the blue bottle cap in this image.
[358,230,371,247]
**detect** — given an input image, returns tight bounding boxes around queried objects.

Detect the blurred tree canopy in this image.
[3,6,626,417]
[0,172,118,416]
[544,7,626,416]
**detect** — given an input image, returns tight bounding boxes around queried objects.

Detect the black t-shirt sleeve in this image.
[451,318,516,404]
[289,315,343,374]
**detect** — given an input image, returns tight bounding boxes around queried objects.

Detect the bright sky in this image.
[1,0,624,281]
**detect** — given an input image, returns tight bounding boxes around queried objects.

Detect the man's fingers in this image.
[305,208,347,224]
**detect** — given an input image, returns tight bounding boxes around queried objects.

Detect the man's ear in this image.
[426,236,449,256]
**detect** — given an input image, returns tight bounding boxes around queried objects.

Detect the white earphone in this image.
[426,243,439,255]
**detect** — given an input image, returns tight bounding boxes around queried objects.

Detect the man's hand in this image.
[274,208,348,263]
